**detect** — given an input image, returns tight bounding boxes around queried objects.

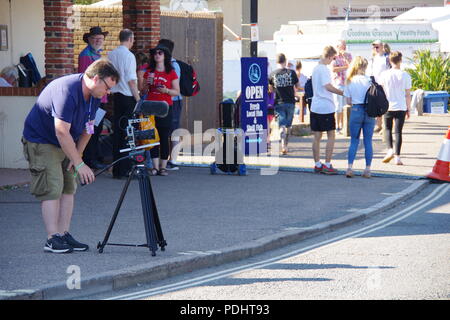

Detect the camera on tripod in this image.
[97,99,170,256]
[120,100,169,154]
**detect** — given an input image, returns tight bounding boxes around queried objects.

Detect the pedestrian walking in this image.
[108,29,141,179]
[370,40,390,133]
[379,51,412,165]
[22,59,119,253]
[269,53,299,155]
[310,46,344,174]
[343,56,374,178]
[331,40,352,134]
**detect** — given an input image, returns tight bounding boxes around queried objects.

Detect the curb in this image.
[1,179,430,300]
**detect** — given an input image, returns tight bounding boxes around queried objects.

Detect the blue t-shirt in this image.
[23,73,100,146]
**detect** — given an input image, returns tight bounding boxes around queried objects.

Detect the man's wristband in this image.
[73,161,85,178]
[75,161,85,172]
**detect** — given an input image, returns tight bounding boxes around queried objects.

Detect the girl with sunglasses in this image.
[143,45,180,176]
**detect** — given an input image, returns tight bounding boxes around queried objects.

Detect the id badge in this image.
[86,121,94,134]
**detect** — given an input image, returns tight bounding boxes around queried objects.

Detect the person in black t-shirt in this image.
[269,53,299,155]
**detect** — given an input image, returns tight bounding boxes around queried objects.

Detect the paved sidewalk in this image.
[177,114,449,178]
[0,114,447,300]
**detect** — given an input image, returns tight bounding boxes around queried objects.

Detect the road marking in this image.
[178,250,222,256]
[107,183,449,300]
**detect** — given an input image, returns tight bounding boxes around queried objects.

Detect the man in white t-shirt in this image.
[310,46,344,175]
[379,51,411,166]
[108,29,141,179]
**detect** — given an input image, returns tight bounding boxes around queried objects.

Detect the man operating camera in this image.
[22,59,120,254]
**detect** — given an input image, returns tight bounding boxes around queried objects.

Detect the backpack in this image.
[364,76,389,117]
[20,53,41,85]
[304,77,313,100]
[304,77,313,106]
[175,59,200,97]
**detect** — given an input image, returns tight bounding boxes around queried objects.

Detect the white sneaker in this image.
[166,161,179,171]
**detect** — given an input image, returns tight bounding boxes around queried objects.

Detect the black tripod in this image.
[96,150,166,256]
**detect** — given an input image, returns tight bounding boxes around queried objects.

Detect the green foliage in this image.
[405,50,450,92]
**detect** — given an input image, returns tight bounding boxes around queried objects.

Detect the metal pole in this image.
[241,0,258,57]
[250,0,258,57]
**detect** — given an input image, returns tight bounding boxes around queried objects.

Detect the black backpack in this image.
[175,59,200,97]
[304,77,313,104]
[20,53,41,85]
[364,76,389,117]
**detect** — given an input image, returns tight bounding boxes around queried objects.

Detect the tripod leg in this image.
[148,178,166,250]
[137,167,159,256]
[97,166,136,253]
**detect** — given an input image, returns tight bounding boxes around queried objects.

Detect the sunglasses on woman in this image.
[155,50,164,56]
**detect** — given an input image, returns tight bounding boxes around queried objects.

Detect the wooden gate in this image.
[160,11,223,133]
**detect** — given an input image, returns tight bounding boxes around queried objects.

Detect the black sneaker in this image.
[62,232,89,252]
[166,161,179,171]
[44,234,73,253]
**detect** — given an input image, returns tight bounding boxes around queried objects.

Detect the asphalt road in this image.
[91,182,450,301]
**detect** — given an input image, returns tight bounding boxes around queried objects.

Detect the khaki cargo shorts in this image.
[22,137,77,201]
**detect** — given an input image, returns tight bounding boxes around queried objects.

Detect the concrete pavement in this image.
[0,114,447,300]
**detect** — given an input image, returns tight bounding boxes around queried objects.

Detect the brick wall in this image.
[123,0,160,52]
[44,0,75,80]
[73,5,123,70]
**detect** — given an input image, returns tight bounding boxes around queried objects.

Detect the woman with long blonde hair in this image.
[343,56,375,178]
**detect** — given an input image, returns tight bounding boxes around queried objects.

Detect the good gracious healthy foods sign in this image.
[343,23,439,44]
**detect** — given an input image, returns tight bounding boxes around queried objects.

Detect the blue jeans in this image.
[275,103,295,128]
[348,104,376,166]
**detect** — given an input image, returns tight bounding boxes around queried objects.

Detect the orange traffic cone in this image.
[427,126,450,182]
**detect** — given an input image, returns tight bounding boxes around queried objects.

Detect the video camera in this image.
[120,100,169,154]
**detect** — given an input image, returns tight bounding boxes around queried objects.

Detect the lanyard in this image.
[86,97,93,121]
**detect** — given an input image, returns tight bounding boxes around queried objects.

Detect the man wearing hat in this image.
[79,27,108,73]
[78,26,109,170]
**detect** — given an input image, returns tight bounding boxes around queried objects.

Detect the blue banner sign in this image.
[240,57,268,155]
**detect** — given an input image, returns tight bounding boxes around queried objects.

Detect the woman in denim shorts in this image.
[343,56,375,178]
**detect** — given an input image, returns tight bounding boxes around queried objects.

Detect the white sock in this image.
[315,161,322,167]
[325,162,331,167]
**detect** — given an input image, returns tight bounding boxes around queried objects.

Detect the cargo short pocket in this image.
[30,166,49,197]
